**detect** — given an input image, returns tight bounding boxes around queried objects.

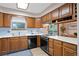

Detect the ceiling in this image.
[0,3,51,13]
[0,3,64,17]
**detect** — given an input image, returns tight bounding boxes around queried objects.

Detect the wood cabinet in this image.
[19,37,28,50]
[42,15,47,23]
[26,17,35,28]
[46,13,52,21]
[63,42,77,56]
[3,13,12,27]
[52,9,59,20]
[60,3,72,18]
[0,36,28,55]
[48,38,77,56]
[37,36,41,47]
[10,37,20,52]
[0,12,3,27]
[0,38,9,55]
[53,40,62,56]
[35,19,42,28]
[48,39,54,55]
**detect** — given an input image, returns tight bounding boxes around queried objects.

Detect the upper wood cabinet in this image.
[41,15,47,23]
[3,13,12,27]
[60,3,72,18]
[35,19,42,28]
[52,9,59,20]
[0,12,3,27]
[26,17,35,28]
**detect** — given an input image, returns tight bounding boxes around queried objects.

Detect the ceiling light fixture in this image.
[17,3,29,9]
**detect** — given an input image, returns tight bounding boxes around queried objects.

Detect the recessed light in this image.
[17,3,28,9]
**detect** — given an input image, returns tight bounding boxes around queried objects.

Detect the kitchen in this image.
[0,3,77,56]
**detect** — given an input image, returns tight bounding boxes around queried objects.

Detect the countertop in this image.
[0,34,43,38]
[47,36,77,45]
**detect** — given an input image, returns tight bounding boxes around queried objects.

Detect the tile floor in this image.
[4,48,48,56]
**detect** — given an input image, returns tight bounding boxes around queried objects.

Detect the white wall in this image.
[77,3,79,56]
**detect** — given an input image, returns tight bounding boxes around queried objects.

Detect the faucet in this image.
[18,32,20,36]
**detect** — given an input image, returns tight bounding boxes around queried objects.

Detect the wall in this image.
[0,28,45,36]
[77,3,79,56]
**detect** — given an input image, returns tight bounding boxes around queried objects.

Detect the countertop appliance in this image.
[28,36,37,49]
[40,35,48,52]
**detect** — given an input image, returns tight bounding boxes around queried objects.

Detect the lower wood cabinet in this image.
[49,48,53,55]
[48,38,77,56]
[19,37,28,50]
[10,37,20,52]
[48,39,54,55]
[63,42,77,56]
[37,36,41,47]
[53,40,62,56]
[0,36,28,55]
[0,38,9,55]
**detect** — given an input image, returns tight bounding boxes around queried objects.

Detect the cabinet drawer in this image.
[49,39,54,48]
[54,40,62,45]
[49,48,53,56]
[63,42,77,51]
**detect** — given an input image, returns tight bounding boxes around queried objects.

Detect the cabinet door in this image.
[26,17,35,28]
[0,12,3,27]
[37,36,40,47]
[47,13,52,21]
[35,20,42,28]
[60,3,72,18]
[19,37,28,50]
[0,39,1,55]
[53,40,62,56]
[0,38,9,55]
[52,9,59,20]
[10,37,20,52]
[49,39,54,48]
[3,13,12,27]
[63,47,77,56]
[49,48,53,56]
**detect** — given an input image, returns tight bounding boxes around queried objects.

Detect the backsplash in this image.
[0,28,45,35]
[0,28,10,35]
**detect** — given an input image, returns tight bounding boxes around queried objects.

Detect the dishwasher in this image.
[28,36,37,49]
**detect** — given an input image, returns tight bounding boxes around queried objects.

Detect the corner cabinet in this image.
[60,3,73,18]
[35,19,42,28]
[26,17,35,28]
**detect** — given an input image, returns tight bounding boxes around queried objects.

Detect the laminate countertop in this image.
[0,34,43,38]
[47,36,77,45]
